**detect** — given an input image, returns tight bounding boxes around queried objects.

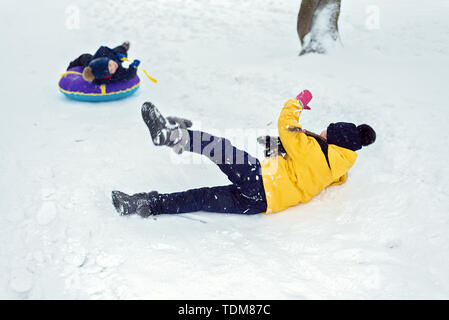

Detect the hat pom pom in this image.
[357,124,376,146]
[82,67,95,83]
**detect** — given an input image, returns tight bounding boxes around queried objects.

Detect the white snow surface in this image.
[1,0,449,299]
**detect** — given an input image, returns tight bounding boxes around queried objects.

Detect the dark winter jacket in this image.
[91,46,137,84]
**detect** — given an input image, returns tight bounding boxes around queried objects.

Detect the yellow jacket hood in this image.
[327,144,358,181]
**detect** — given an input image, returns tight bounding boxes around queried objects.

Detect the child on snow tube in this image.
[67,42,141,84]
[111,90,377,217]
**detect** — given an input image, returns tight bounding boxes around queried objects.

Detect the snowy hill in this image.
[1,0,448,299]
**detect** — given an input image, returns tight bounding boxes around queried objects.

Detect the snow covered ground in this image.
[1,0,448,299]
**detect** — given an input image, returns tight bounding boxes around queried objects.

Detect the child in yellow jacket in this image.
[112,91,376,216]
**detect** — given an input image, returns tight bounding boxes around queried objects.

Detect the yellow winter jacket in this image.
[260,99,358,213]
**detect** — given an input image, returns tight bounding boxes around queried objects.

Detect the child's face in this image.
[108,60,119,74]
[320,130,327,140]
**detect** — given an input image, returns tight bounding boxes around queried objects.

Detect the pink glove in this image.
[296,90,312,110]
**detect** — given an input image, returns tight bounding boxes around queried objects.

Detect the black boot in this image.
[141,102,189,153]
[112,190,159,216]
[121,41,130,51]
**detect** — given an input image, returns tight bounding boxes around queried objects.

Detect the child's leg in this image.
[139,104,267,215]
[112,44,128,57]
[185,130,261,185]
[113,130,268,216]
[151,130,268,214]
[67,53,92,70]
[181,130,267,206]
[155,185,265,215]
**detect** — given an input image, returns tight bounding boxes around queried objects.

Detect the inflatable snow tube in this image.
[58,66,140,102]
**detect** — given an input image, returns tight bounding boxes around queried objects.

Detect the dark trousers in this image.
[155,130,267,215]
[67,45,128,70]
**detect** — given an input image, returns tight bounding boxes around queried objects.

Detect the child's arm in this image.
[108,59,139,82]
[120,66,138,81]
[121,59,140,80]
[277,99,310,160]
[92,46,116,60]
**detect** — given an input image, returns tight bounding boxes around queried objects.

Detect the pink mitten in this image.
[296,90,312,110]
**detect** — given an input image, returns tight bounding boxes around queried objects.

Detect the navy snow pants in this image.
[155,130,267,215]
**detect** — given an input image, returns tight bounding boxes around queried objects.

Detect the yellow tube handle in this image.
[121,57,158,83]
[140,68,158,83]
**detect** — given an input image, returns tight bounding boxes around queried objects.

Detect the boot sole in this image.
[112,191,132,215]
[141,102,169,146]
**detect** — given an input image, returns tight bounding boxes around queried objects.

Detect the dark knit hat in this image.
[88,57,110,79]
[357,124,376,146]
[327,122,376,151]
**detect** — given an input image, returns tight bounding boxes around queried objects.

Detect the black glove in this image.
[257,135,286,157]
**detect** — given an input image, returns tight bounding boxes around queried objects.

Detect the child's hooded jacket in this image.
[260,99,358,213]
[90,46,137,84]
